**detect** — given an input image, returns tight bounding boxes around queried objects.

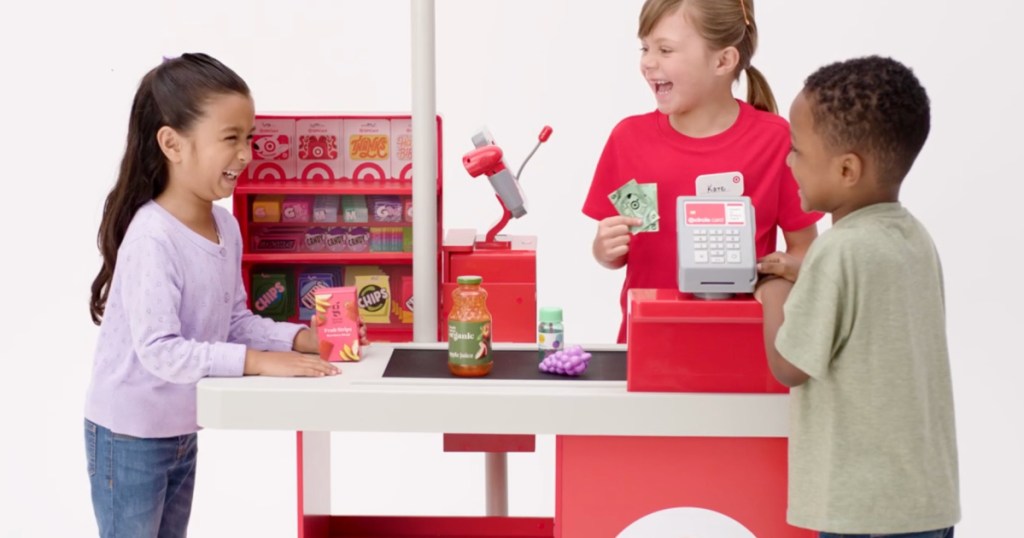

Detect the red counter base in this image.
[302,516,553,537]
[555,436,813,538]
[298,431,548,538]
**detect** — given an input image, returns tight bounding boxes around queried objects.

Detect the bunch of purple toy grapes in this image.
[539,345,592,376]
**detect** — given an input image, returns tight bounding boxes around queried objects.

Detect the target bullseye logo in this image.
[617,507,756,538]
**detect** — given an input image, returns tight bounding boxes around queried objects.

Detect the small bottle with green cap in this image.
[537,307,564,361]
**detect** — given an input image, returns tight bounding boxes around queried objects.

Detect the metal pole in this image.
[485,452,509,516]
[411,0,438,342]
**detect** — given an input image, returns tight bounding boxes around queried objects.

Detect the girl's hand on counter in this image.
[244,350,339,377]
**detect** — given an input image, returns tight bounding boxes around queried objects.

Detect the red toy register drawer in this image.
[627,288,787,393]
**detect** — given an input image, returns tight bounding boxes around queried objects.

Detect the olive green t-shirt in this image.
[776,203,960,534]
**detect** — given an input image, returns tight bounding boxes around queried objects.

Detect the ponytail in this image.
[90,77,168,324]
[745,65,777,114]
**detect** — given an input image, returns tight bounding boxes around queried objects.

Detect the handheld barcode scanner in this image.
[676,196,758,299]
[461,126,552,248]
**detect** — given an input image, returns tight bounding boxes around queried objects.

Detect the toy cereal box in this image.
[251,118,297,180]
[344,118,391,180]
[314,287,361,362]
[390,118,413,181]
[297,119,345,180]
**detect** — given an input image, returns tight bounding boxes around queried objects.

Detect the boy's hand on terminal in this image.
[593,216,642,268]
[758,251,802,283]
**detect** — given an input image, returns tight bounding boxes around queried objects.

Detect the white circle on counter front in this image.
[617,507,756,538]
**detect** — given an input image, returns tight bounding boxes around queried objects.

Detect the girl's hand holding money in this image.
[593,216,643,269]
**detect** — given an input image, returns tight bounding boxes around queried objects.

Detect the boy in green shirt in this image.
[757,56,960,537]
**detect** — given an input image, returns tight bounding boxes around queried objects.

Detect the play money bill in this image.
[638,182,659,232]
[609,179,659,233]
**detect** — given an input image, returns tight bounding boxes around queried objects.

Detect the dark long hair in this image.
[90,53,250,324]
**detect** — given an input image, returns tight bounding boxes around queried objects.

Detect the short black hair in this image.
[803,56,930,185]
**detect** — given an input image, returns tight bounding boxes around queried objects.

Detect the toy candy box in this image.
[252,195,285,222]
[342,195,369,223]
[368,195,403,223]
[313,195,339,223]
[282,195,313,223]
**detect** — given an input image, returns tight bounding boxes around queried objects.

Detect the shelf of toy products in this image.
[234,179,413,196]
[232,113,443,343]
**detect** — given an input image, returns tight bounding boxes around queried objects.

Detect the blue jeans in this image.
[821,528,954,538]
[85,419,198,538]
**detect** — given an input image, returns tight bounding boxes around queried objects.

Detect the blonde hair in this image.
[638,0,777,114]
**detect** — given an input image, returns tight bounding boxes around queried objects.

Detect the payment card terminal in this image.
[676,196,757,299]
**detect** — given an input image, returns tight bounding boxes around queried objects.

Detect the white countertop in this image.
[197,343,791,437]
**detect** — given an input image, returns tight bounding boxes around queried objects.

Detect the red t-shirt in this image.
[582,100,822,342]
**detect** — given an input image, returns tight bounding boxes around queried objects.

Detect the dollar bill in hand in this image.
[638,182,659,232]
[609,179,659,233]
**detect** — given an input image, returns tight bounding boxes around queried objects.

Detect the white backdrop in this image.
[1,1,1021,536]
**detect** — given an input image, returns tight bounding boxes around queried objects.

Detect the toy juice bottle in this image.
[448,275,493,377]
[537,307,564,361]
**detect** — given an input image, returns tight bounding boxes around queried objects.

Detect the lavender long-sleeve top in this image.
[85,201,303,437]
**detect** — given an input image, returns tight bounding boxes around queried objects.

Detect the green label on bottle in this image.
[448,320,492,366]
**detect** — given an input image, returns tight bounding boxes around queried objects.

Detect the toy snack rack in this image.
[234,113,443,342]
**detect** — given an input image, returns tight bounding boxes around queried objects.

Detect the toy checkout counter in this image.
[197,127,811,538]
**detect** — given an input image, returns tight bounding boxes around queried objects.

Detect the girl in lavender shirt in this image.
[84,53,340,538]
